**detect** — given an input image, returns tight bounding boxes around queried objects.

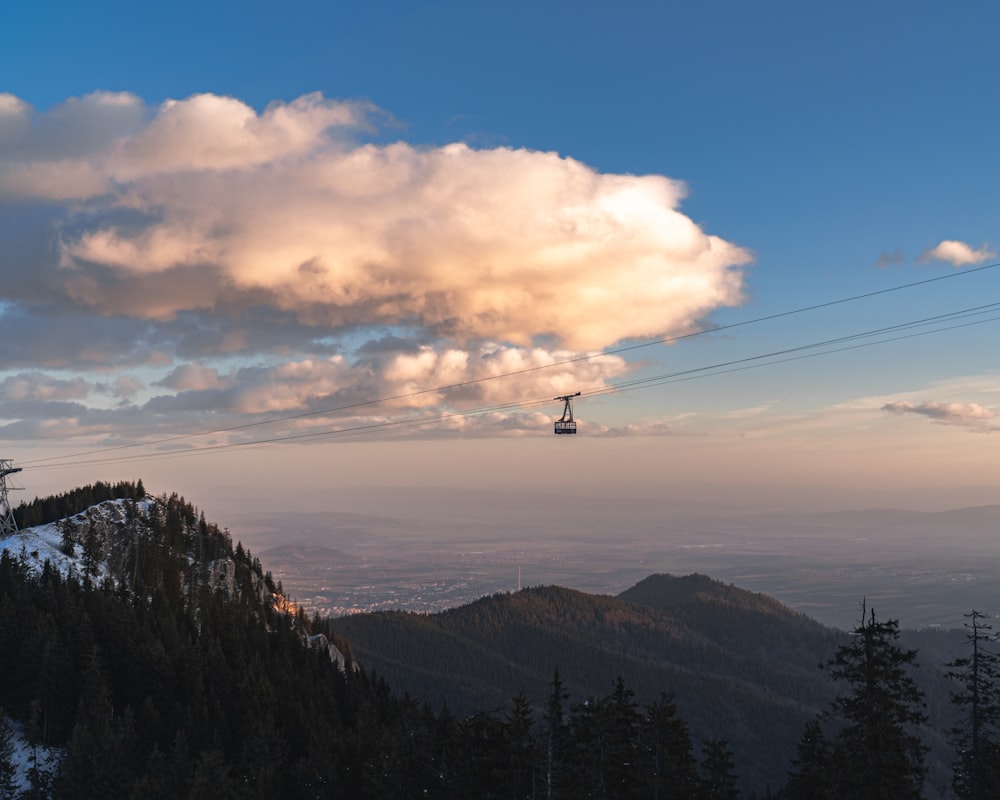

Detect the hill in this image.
[332,574,846,793]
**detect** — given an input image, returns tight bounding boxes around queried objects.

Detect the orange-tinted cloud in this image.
[0,91,752,440]
[2,92,750,351]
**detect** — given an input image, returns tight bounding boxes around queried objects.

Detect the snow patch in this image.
[2,716,62,796]
[0,497,155,584]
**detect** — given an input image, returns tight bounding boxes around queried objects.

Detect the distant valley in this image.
[225,489,1000,630]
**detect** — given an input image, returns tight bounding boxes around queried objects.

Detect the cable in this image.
[25,299,1000,471]
[588,302,1000,397]
[582,308,1000,400]
[19,260,1000,468]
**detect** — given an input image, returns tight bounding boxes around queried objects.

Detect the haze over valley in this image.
[227,487,1000,631]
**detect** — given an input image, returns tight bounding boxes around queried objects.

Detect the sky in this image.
[1,0,1000,519]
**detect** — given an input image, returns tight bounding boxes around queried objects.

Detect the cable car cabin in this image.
[553,392,580,435]
[554,419,577,435]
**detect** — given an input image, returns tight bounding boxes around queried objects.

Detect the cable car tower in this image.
[554,392,580,435]
[0,459,22,536]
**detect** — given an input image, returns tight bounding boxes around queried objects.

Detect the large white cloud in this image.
[1,91,750,351]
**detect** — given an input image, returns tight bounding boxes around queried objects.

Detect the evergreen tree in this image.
[783,718,830,800]
[825,605,927,800]
[542,669,570,799]
[188,750,240,800]
[948,609,1000,800]
[55,648,128,799]
[640,693,699,800]
[564,695,600,798]
[0,708,16,800]
[82,526,102,580]
[601,676,641,797]
[58,520,76,558]
[506,692,537,799]
[700,738,740,800]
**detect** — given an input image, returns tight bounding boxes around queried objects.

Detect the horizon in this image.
[6,482,1000,632]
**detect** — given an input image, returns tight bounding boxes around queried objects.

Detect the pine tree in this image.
[948,609,1000,800]
[596,677,641,797]
[640,693,699,800]
[82,526,102,580]
[189,750,240,800]
[0,708,17,800]
[825,605,927,800]
[55,648,128,799]
[506,692,537,799]
[783,718,830,800]
[542,669,569,799]
[699,738,740,800]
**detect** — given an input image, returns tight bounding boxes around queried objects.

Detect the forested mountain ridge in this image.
[0,485,389,797]
[331,574,970,797]
[0,485,977,798]
[331,577,847,794]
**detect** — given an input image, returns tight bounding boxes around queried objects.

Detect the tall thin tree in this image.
[948,609,1000,800]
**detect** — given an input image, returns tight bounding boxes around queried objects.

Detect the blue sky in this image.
[2,1,999,513]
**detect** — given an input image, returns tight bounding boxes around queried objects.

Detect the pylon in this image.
[0,459,23,537]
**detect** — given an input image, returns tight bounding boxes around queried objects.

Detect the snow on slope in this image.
[2,716,61,797]
[0,518,86,578]
[0,498,155,583]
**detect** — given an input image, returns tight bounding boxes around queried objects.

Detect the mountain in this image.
[0,485,390,798]
[331,573,846,794]
[0,485,967,798]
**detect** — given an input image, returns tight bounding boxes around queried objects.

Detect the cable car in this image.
[554,392,580,434]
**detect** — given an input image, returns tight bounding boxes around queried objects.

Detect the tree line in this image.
[13,480,146,530]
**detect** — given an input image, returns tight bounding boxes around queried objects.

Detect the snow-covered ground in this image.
[1,514,93,792]
[0,497,156,583]
[3,717,62,796]
[0,520,82,579]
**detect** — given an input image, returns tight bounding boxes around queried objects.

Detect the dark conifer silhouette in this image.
[824,605,928,800]
[783,717,830,800]
[948,609,1000,800]
[0,708,16,800]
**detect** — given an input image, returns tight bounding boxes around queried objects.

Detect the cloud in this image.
[875,248,903,268]
[919,240,996,267]
[158,363,225,392]
[0,90,751,443]
[594,421,698,437]
[0,343,629,445]
[1,91,750,352]
[0,372,90,402]
[101,375,144,399]
[882,400,996,429]
[148,345,628,419]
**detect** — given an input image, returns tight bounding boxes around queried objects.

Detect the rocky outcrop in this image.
[307,633,349,672]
